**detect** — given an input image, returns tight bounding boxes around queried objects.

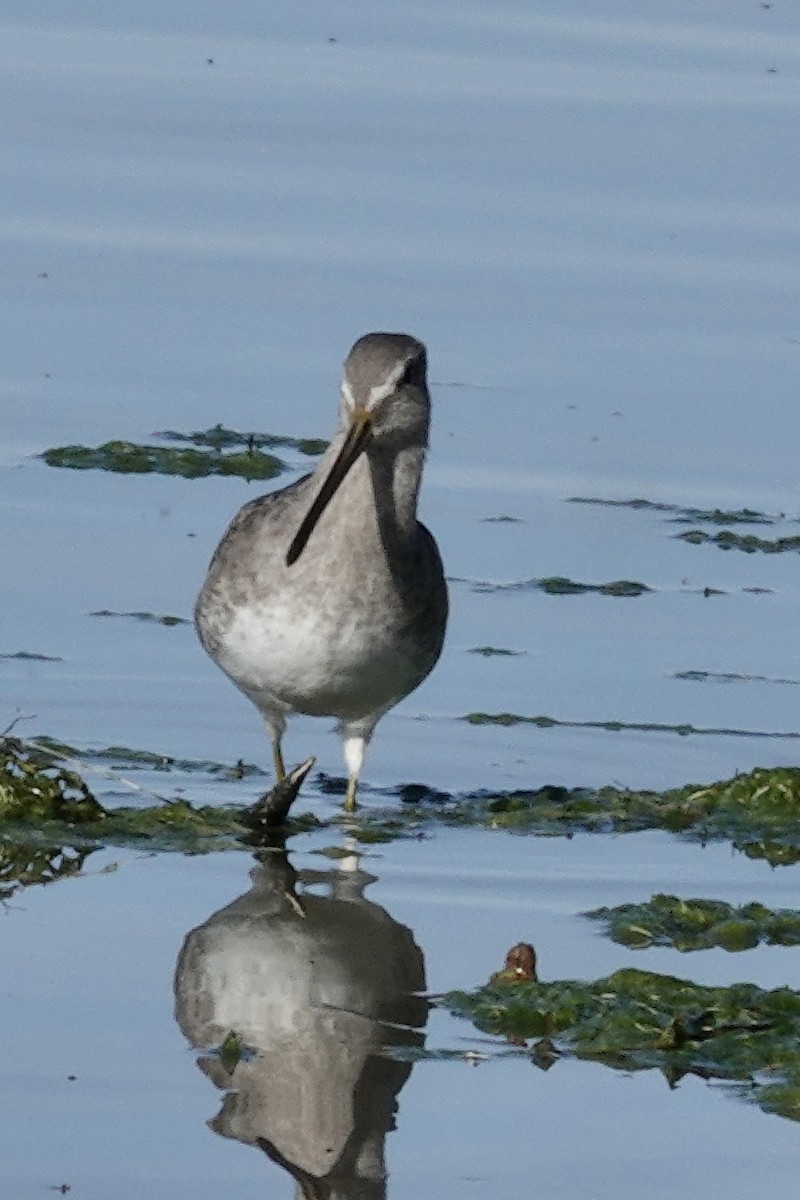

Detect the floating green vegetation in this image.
[0,735,105,825]
[674,670,800,687]
[0,732,347,884]
[88,609,191,627]
[442,966,800,1123]
[569,496,678,513]
[468,646,524,657]
[0,650,63,661]
[395,781,451,805]
[0,735,275,853]
[41,439,286,481]
[5,736,800,870]
[423,766,800,866]
[462,711,800,741]
[154,423,327,458]
[677,529,800,554]
[687,587,771,597]
[470,577,651,597]
[569,497,783,525]
[92,799,253,850]
[41,424,329,480]
[538,577,650,597]
[585,894,800,952]
[669,510,779,527]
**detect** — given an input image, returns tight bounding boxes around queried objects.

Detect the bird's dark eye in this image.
[399,355,422,388]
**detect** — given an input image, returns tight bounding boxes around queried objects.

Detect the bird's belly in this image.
[211,595,433,722]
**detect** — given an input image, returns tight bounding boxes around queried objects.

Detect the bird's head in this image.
[286,332,429,566]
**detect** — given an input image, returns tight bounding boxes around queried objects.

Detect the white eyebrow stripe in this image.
[367,358,409,410]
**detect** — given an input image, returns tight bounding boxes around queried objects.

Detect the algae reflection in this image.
[174,842,427,1199]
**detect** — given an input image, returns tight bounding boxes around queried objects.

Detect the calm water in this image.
[2,2,800,1197]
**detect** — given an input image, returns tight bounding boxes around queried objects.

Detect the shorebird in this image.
[195,332,448,811]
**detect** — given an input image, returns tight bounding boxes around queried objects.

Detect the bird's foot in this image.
[241,756,316,833]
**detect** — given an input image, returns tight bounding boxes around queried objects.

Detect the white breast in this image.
[213,592,425,723]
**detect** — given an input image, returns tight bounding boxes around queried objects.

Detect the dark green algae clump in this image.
[434,765,800,866]
[0,736,262,858]
[567,496,784,526]
[5,735,800,867]
[0,736,213,902]
[441,966,800,1123]
[676,529,800,554]
[0,736,105,826]
[586,893,800,952]
[468,576,651,597]
[40,440,285,482]
[39,424,327,482]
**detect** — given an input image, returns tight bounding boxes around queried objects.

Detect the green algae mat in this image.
[427,762,800,866]
[5,734,800,865]
[39,424,326,481]
[441,964,800,1123]
[567,498,789,524]
[586,893,800,952]
[568,495,800,554]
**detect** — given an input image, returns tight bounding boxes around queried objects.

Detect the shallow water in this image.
[4,831,800,1199]
[3,2,800,1196]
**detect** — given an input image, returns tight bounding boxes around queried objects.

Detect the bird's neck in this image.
[368,443,425,548]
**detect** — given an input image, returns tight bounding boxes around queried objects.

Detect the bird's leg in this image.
[272,739,286,782]
[342,727,372,813]
[263,715,288,782]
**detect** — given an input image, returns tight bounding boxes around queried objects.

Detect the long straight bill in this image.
[285,411,372,566]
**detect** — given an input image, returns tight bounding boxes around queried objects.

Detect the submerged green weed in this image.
[154,423,327,457]
[677,529,800,554]
[463,711,800,741]
[674,670,800,686]
[0,651,63,662]
[468,646,523,657]
[88,609,191,626]
[469,576,651,597]
[568,497,785,525]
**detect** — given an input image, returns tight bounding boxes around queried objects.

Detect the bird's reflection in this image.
[174,842,427,1199]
